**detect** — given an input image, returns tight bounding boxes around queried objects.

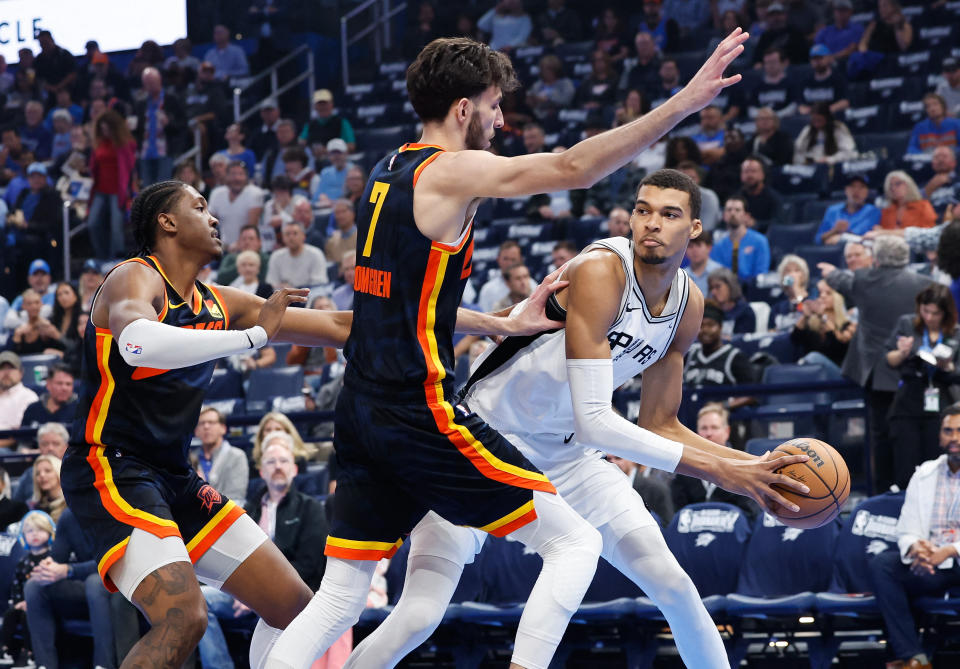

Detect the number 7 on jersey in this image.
[362,181,390,257]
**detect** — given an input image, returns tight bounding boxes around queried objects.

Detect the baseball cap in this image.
[260,97,278,110]
[810,44,831,58]
[27,162,47,176]
[833,0,853,9]
[847,173,869,186]
[326,138,348,153]
[313,89,334,104]
[0,351,22,370]
[29,258,50,275]
[944,58,959,72]
[767,2,786,12]
[91,52,109,65]
[81,258,101,274]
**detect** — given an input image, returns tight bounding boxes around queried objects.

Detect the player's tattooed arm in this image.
[455,265,569,336]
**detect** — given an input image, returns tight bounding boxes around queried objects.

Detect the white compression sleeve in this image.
[117,318,268,369]
[566,358,684,473]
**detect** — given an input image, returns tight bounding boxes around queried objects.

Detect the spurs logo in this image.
[197,484,221,512]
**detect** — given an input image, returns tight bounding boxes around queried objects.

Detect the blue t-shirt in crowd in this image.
[710,229,771,281]
[815,22,864,55]
[815,202,881,243]
[217,149,258,179]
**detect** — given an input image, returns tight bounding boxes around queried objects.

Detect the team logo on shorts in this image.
[197,485,222,511]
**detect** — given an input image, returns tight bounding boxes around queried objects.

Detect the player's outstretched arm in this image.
[218,285,352,348]
[428,29,748,200]
[455,265,568,336]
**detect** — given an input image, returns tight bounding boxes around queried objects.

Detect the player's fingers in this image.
[719,74,743,88]
[774,473,810,495]
[762,453,808,468]
[766,489,801,514]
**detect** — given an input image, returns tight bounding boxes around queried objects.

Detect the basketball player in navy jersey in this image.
[60,180,559,669]
[344,169,812,668]
[267,29,805,669]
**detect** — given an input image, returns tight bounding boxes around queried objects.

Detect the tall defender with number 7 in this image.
[267,29,798,669]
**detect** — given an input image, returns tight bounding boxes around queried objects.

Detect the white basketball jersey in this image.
[462,236,691,464]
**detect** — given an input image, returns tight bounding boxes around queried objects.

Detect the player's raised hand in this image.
[715,450,810,514]
[679,27,749,113]
[508,263,570,335]
[258,288,309,341]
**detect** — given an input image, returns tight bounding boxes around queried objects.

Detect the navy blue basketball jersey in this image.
[344,143,474,400]
[71,255,230,471]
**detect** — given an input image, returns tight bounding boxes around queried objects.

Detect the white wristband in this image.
[118,318,267,369]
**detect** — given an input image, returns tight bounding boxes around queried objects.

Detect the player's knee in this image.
[180,597,209,646]
[262,584,314,630]
[396,595,446,641]
[653,562,699,610]
[559,518,603,562]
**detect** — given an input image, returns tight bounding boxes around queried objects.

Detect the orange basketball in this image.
[768,438,850,529]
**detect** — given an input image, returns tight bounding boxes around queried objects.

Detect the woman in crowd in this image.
[0,467,28,530]
[87,108,136,260]
[614,89,649,128]
[173,160,208,199]
[885,284,960,488]
[262,175,296,241]
[527,54,575,123]
[229,250,273,299]
[664,136,702,170]
[793,102,858,165]
[790,279,856,376]
[749,106,794,166]
[29,454,65,523]
[593,7,630,64]
[878,170,937,231]
[49,282,82,344]
[768,254,810,332]
[574,49,619,110]
[707,267,756,336]
[10,289,66,356]
[252,412,318,468]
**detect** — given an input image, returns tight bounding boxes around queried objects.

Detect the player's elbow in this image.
[553,150,597,191]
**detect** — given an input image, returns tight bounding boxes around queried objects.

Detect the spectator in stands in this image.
[736,156,782,230]
[936,58,960,118]
[749,47,799,118]
[478,0,532,52]
[821,234,933,492]
[0,352,39,449]
[605,454,674,524]
[535,0,582,45]
[5,260,56,330]
[748,107,793,167]
[48,110,73,161]
[707,268,757,335]
[24,507,115,669]
[13,423,68,503]
[663,0,709,38]
[283,147,318,199]
[313,138,354,210]
[184,60,231,151]
[684,229,722,295]
[712,196,771,280]
[924,147,958,216]
[671,403,757,516]
[301,90,356,161]
[907,93,960,156]
[885,284,960,489]
[266,220,328,290]
[858,0,913,56]
[683,306,757,400]
[343,165,366,211]
[706,127,749,203]
[794,102,858,165]
[251,411,317,469]
[817,174,881,244]
[34,31,75,97]
[868,404,960,669]
[676,161,720,231]
[546,240,577,276]
[198,430,329,669]
[29,454,64,522]
[250,97,281,159]
[814,0,863,60]
[0,55,12,94]
[663,136,701,170]
[751,2,809,66]
[174,160,208,199]
[574,50,618,110]
[19,101,52,162]
[204,24,250,80]
[325,199,357,266]
[194,407,248,504]
[134,67,186,186]
[605,206,631,238]
[229,249,273,299]
[879,171,937,231]
[1,509,55,667]
[20,364,76,428]
[8,163,63,277]
[791,278,855,376]
[637,0,680,53]
[477,240,537,311]
[768,254,809,332]
[208,152,230,191]
[0,466,28,527]
[593,7,631,64]
[77,259,102,313]
[10,289,66,357]
[217,123,257,177]
[527,55,575,123]
[292,196,323,251]
[843,239,874,271]
[125,39,164,89]
[87,108,136,261]
[613,91,649,135]
[404,1,441,59]
[164,37,201,74]
[208,161,265,250]
[649,57,683,107]
[799,45,850,116]
[493,264,533,311]
[261,174,296,244]
[691,105,726,165]
[8,65,39,119]
[332,252,356,311]
[620,32,661,96]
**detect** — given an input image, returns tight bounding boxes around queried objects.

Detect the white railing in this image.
[341,0,407,89]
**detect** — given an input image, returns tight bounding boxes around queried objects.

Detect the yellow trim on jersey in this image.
[90,331,115,445]
[185,500,238,553]
[479,500,537,533]
[94,447,179,530]
[98,537,130,576]
[325,536,404,552]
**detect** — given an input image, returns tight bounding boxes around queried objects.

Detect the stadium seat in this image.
[729,331,798,364]
[245,366,304,413]
[771,164,829,197]
[866,75,923,104]
[828,157,891,194]
[207,367,243,401]
[842,105,891,135]
[744,437,789,457]
[761,363,834,406]
[795,244,845,273]
[767,221,820,266]
[857,131,912,161]
[19,353,61,388]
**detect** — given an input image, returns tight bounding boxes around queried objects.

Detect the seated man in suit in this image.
[868,404,960,669]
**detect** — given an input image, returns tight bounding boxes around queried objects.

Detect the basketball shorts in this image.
[325,382,557,561]
[61,444,264,596]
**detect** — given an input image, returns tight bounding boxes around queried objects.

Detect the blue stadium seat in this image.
[842,105,891,134]
[771,164,829,197]
[207,367,243,401]
[865,75,923,104]
[19,353,61,388]
[767,221,820,266]
[889,51,934,77]
[744,437,789,457]
[795,244,845,274]
[245,366,304,413]
[729,331,798,364]
[353,124,415,155]
[857,131,912,161]
[761,363,833,406]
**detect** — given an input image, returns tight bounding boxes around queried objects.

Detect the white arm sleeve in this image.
[117,318,268,369]
[567,358,684,473]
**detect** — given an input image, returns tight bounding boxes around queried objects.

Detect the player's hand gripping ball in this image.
[768,438,850,529]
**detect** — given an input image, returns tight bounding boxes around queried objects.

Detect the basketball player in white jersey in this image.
[343,169,810,669]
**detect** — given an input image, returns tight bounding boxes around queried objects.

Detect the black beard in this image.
[640,253,667,265]
[465,111,486,151]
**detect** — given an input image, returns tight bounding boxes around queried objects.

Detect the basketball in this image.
[768,438,850,529]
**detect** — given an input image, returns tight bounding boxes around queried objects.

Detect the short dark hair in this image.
[743,155,767,176]
[499,239,523,255]
[199,406,226,425]
[914,284,958,336]
[406,37,519,123]
[637,168,702,220]
[553,240,578,254]
[49,363,74,380]
[937,221,960,278]
[226,160,248,174]
[270,174,295,192]
[941,402,960,423]
[281,147,309,167]
[131,180,190,256]
[240,223,260,239]
[689,229,714,246]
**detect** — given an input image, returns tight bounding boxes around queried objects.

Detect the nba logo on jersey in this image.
[125,342,142,355]
[205,299,223,319]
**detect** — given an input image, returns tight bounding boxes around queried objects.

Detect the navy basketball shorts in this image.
[325,383,556,561]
